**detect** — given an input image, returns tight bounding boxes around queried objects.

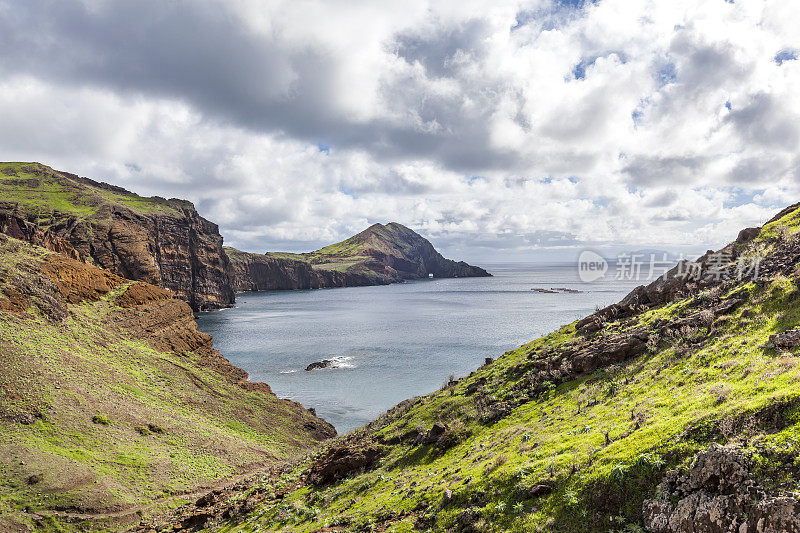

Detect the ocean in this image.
[196,263,643,433]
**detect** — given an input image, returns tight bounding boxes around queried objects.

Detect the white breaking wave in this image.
[329,356,356,369]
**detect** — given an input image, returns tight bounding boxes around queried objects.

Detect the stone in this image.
[769,329,800,349]
[306,441,383,485]
[643,444,800,533]
[305,360,333,371]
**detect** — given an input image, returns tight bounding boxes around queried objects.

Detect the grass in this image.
[0,237,329,530]
[211,218,800,532]
[229,223,421,277]
[0,162,179,219]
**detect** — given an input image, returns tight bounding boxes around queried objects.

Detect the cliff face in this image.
[225,248,388,292]
[0,162,234,311]
[226,222,490,292]
[196,203,800,533]
[0,235,334,528]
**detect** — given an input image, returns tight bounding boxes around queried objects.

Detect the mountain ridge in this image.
[0,162,235,311]
[0,162,490,306]
[156,202,800,533]
[225,222,490,292]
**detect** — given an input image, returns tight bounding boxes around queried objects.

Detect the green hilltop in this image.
[190,206,800,532]
[0,162,182,220]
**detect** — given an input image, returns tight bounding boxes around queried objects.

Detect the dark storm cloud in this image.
[621,155,710,185]
[0,0,519,173]
[0,1,335,135]
[724,93,800,151]
[395,18,491,77]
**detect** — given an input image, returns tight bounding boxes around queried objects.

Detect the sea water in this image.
[196,263,642,433]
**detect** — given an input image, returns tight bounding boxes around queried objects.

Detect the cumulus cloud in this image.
[0,0,799,260]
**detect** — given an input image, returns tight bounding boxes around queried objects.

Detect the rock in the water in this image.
[306,360,333,371]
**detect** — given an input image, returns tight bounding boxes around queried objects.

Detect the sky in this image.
[1,0,799,262]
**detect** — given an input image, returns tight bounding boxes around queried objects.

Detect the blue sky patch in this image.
[338,185,356,197]
[775,49,798,66]
[723,187,763,209]
[656,62,677,87]
[512,0,599,32]
[572,52,626,80]
[631,108,644,127]
[553,0,599,8]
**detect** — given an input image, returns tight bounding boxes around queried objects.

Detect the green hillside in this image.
[0,236,333,532]
[196,207,800,532]
[0,162,180,220]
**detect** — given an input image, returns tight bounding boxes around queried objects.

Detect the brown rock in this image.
[643,444,800,533]
[0,165,235,311]
[39,254,126,304]
[306,441,383,485]
[736,227,761,244]
[769,329,800,349]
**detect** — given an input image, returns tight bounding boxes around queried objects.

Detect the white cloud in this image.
[0,0,798,261]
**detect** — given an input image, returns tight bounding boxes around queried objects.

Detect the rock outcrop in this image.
[643,444,800,533]
[0,163,234,311]
[306,439,384,485]
[225,248,379,292]
[0,235,337,527]
[226,222,490,292]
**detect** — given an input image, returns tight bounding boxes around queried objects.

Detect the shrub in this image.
[92,414,110,426]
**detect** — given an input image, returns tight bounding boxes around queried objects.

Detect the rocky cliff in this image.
[0,234,334,531]
[225,247,386,292]
[0,162,234,311]
[184,203,800,533]
[227,222,490,292]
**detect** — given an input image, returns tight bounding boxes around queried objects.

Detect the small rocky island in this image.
[305,360,334,371]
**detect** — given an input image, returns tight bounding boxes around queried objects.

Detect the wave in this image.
[329,355,356,369]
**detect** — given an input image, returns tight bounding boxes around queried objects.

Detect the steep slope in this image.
[224,247,380,292]
[226,222,490,292]
[183,205,800,532]
[0,236,334,532]
[0,162,234,311]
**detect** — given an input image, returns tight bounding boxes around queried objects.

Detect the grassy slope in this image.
[0,162,179,220]
[214,211,800,532]
[0,239,327,531]
[229,223,416,275]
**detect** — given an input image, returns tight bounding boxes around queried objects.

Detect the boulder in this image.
[769,329,800,349]
[306,441,383,485]
[643,444,800,533]
[416,422,448,446]
[306,360,333,371]
[736,227,761,244]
